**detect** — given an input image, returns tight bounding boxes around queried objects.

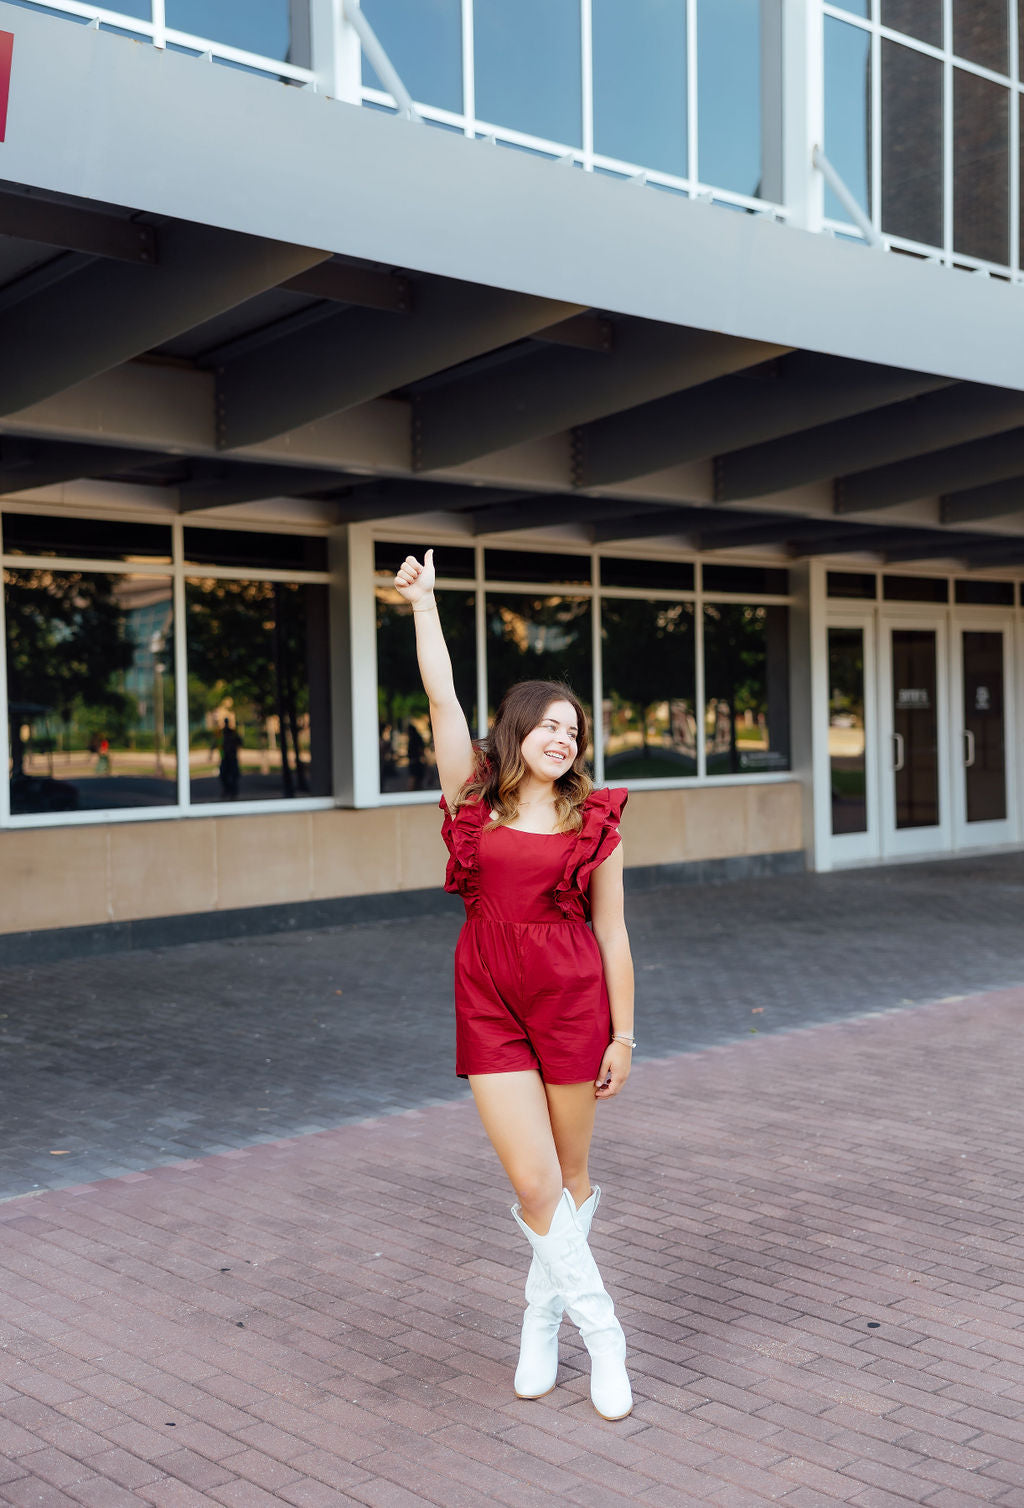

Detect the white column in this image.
[309,0,361,101]
[780,0,824,232]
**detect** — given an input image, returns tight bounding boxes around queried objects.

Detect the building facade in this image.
[1,0,1024,953]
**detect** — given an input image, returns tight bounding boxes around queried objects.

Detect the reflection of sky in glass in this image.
[592,0,687,175]
[361,0,462,112]
[696,0,762,196]
[474,0,581,147]
[825,17,871,221]
[165,1,294,61]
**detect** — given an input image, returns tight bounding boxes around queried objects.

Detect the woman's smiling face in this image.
[520,700,579,784]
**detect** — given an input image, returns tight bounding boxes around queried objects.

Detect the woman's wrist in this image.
[411,594,438,614]
[611,1030,636,1049]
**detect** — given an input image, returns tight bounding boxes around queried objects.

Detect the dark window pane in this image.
[486,596,592,731]
[602,600,697,778]
[825,18,872,224]
[827,570,877,599]
[697,0,763,197]
[882,0,942,47]
[360,0,462,112]
[186,579,331,803]
[702,564,789,595]
[963,631,1007,822]
[6,569,176,813]
[892,628,939,827]
[374,541,475,579]
[600,556,695,591]
[954,71,1009,265]
[829,627,867,834]
[165,0,301,62]
[953,0,1008,72]
[704,603,790,774]
[882,574,949,602]
[376,588,476,794]
[2,513,172,562]
[474,0,582,146]
[183,528,327,571]
[955,578,1015,605]
[592,0,687,175]
[881,40,943,247]
[485,549,591,584]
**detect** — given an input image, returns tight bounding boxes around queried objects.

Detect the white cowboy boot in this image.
[512,1188,632,1419]
[513,1187,600,1399]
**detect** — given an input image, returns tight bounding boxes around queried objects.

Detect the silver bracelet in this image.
[612,1032,636,1049]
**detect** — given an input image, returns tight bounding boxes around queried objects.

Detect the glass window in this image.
[702,564,789,595]
[485,549,590,585]
[486,595,592,727]
[592,0,687,176]
[600,556,695,591]
[183,529,327,572]
[953,0,1008,74]
[360,0,462,113]
[5,569,176,814]
[833,0,869,14]
[696,0,763,197]
[374,541,475,579]
[882,574,949,602]
[376,588,477,794]
[602,600,697,778]
[824,17,872,224]
[882,0,942,48]
[2,513,172,562]
[164,0,303,62]
[828,627,867,835]
[955,579,1015,606]
[827,570,877,599]
[962,630,1007,823]
[704,603,790,775]
[185,579,331,803]
[881,40,943,248]
[474,0,582,146]
[953,71,1009,266]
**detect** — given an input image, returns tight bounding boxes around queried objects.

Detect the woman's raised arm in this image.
[394,550,475,808]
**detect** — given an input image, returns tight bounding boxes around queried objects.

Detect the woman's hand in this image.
[394,549,436,605]
[594,1040,632,1100]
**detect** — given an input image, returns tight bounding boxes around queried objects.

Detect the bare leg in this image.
[468,1071,563,1233]
[544,1081,599,1210]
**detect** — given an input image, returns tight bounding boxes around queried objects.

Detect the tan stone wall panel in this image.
[109,819,217,922]
[745,781,803,856]
[677,785,751,862]
[396,802,449,892]
[311,807,402,900]
[0,825,111,933]
[214,811,314,911]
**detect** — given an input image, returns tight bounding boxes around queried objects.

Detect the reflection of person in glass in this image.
[218,721,242,800]
[394,549,636,1421]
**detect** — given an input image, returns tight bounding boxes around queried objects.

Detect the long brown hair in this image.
[456,680,593,833]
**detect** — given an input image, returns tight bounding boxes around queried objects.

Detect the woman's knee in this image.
[513,1166,562,1214]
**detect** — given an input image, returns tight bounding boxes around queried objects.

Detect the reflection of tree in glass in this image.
[4,569,132,775]
[602,599,695,768]
[185,579,310,796]
[486,596,592,714]
[376,590,476,783]
[704,603,769,773]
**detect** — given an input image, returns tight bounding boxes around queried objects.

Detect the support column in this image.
[780,0,824,233]
[308,0,361,101]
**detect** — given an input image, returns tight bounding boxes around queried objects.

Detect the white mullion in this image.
[151,0,166,49]
[475,543,487,737]
[871,16,882,236]
[461,0,475,136]
[1011,0,1021,275]
[581,0,594,171]
[943,0,953,262]
[695,567,707,780]
[171,518,191,811]
[687,0,699,188]
[0,513,9,828]
[592,552,604,785]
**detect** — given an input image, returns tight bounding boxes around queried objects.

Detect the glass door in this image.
[825,619,878,862]
[952,623,1015,849]
[879,616,951,857]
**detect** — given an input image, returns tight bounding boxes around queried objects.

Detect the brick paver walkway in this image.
[3,986,1024,1506]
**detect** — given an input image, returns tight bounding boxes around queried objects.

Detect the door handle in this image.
[963,728,976,768]
[892,731,905,773]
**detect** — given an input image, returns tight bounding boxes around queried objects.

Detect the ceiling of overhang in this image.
[1,185,1024,568]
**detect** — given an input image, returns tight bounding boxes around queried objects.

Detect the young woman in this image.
[394,549,636,1421]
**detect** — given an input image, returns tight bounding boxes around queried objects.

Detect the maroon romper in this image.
[440,788,628,1084]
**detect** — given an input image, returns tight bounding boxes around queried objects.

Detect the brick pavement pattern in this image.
[3,987,1024,1506]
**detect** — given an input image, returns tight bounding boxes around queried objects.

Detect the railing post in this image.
[779,0,824,232]
[308,0,361,102]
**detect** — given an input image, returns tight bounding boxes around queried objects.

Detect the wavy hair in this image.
[455,680,593,833]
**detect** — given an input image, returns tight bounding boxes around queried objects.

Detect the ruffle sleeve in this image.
[439,794,490,901]
[554,787,628,920]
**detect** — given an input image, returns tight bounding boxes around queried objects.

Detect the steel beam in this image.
[216,283,583,450]
[466,494,664,535]
[589,506,715,544]
[696,516,839,551]
[177,462,363,512]
[411,325,788,474]
[532,314,613,353]
[716,383,1024,501]
[787,527,932,557]
[0,436,168,488]
[0,189,158,263]
[281,262,413,312]
[0,222,330,418]
[882,534,1000,562]
[576,355,951,489]
[941,475,1024,525]
[836,428,1024,513]
[328,483,520,524]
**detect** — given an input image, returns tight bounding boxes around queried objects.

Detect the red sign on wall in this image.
[0,31,12,143]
